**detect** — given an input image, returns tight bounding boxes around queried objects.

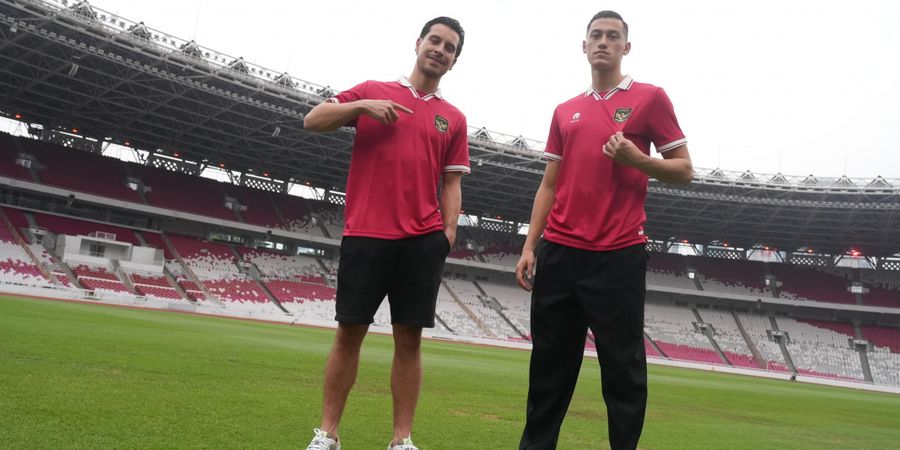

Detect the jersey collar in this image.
[398,75,443,101]
[585,75,634,101]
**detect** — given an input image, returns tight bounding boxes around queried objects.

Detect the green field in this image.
[1,295,898,449]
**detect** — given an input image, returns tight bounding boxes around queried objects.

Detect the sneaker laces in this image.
[389,437,418,450]
[307,428,337,450]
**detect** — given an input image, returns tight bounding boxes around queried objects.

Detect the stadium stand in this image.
[0,134,34,181]
[775,317,864,380]
[479,240,523,267]
[239,248,319,279]
[277,195,321,236]
[479,279,531,338]
[130,164,237,221]
[264,279,335,304]
[688,256,769,297]
[654,342,722,364]
[770,264,856,304]
[311,200,344,239]
[644,303,723,364]
[646,253,697,290]
[1,207,65,287]
[695,309,760,368]
[161,234,279,314]
[15,137,143,203]
[861,285,900,308]
[222,184,283,228]
[862,325,900,354]
[238,248,335,304]
[0,215,52,287]
[735,312,792,372]
[128,272,183,301]
[444,278,520,339]
[435,282,485,337]
[71,264,129,295]
[25,241,72,287]
[279,294,335,322]
[866,330,900,386]
[138,232,174,259]
[777,317,863,380]
[31,212,141,245]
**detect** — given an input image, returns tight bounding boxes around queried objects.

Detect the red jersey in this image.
[543,76,686,251]
[329,77,470,239]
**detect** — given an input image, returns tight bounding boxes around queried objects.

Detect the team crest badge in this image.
[434,115,449,133]
[614,107,633,123]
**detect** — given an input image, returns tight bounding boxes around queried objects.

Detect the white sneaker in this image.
[306,428,340,450]
[387,436,418,450]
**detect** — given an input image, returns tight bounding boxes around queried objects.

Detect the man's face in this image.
[582,18,630,70]
[415,24,460,78]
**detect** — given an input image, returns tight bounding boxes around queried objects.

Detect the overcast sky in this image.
[89,0,900,179]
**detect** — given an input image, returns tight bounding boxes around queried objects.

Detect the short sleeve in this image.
[648,88,687,153]
[326,81,370,128]
[444,114,471,174]
[543,107,563,161]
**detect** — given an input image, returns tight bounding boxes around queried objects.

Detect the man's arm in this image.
[603,132,693,184]
[439,171,463,248]
[303,100,413,133]
[515,160,561,291]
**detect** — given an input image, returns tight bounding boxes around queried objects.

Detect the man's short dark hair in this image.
[586,10,628,37]
[420,16,465,58]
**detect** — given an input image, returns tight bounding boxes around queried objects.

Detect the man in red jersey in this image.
[302,17,469,450]
[516,10,693,450]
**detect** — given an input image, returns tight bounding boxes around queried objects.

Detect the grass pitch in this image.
[1,295,899,449]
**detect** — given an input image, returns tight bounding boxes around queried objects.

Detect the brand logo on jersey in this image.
[570,112,581,123]
[434,115,449,133]
[614,107,633,123]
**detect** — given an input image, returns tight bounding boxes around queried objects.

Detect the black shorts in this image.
[335,231,450,327]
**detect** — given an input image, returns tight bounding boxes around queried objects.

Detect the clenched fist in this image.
[602,131,648,167]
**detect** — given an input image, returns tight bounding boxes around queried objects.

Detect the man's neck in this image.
[591,68,625,93]
[407,69,441,95]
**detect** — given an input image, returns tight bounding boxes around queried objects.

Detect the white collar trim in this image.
[398,75,442,100]
[585,75,634,100]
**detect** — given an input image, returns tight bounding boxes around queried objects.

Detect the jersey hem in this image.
[543,234,647,252]
[343,226,445,240]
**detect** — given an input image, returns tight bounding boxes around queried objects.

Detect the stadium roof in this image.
[2,0,900,256]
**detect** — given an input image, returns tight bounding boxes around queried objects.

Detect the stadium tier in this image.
[688,255,769,296]
[776,316,865,381]
[479,279,531,338]
[31,212,141,245]
[129,164,238,221]
[0,134,34,181]
[862,325,900,353]
[222,183,283,228]
[770,264,856,304]
[11,138,143,203]
[735,312,792,372]
[646,253,697,290]
[276,194,317,236]
[443,278,520,339]
[310,200,345,239]
[1,134,898,310]
[694,309,760,368]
